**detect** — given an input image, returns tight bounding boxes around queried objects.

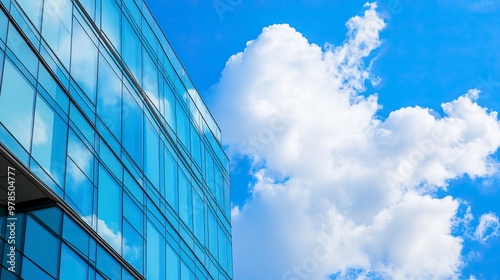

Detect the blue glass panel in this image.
[178,169,193,229]
[124,192,143,234]
[208,210,217,257]
[124,170,143,204]
[7,24,38,76]
[192,190,205,245]
[191,126,201,168]
[60,244,88,280]
[176,103,190,151]
[162,80,176,130]
[63,214,90,256]
[37,64,69,113]
[144,119,160,188]
[224,179,231,219]
[97,246,121,279]
[147,221,165,279]
[0,9,8,41]
[180,261,194,280]
[66,158,94,218]
[70,104,94,146]
[142,49,159,109]
[123,219,143,274]
[71,19,97,102]
[97,55,122,140]
[166,244,179,280]
[122,88,143,169]
[97,165,122,253]
[215,169,223,209]
[122,17,141,82]
[218,226,226,267]
[32,97,68,187]
[164,147,178,211]
[0,59,35,149]
[16,0,43,30]
[24,216,60,277]
[101,0,121,52]
[205,153,215,196]
[67,130,94,180]
[99,140,123,181]
[79,0,95,19]
[32,207,63,235]
[42,0,72,68]
[21,257,53,280]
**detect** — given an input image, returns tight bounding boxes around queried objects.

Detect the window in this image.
[97,165,122,253]
[123,219,143,274]
[60,244,88,280]
[97,55,122,140]
[32,96,68,187]
[122,88,143,169]
[142,49,159,109]
[208,210,217,257]
[178,169,193,229]
[97,246,121,279]
[192,189,205,245]
[147,222,165,279]
[166,244,179,280]
[66,158,94,218]
[7,24,38,76]
[0,59,35,149]
[42,0,72,68]
[122,17,141,82]
[71,19,98,102]
[176,103,190,151]
[162,80,176,130]
[101,0,121,52]
[124,192,143,234]
[164,147,178,211]
[144,119,160,188]
[24,216,60,277]
[16,0,43,30]
[63,215,90,257]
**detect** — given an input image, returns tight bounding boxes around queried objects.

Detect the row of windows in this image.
[0,3,233,278]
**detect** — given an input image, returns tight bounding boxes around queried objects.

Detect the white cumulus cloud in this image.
[210,3,500,280]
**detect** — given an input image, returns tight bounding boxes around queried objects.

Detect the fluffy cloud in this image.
[210,3,500,279]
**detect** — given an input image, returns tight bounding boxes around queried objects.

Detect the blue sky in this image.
[146,0,500,279]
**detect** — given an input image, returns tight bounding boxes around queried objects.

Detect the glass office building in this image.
[0,0,232,279]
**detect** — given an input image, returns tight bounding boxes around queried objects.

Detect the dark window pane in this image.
[24,216,60,277]
[63,214,90,257]
[32,207,63,235]
[97,246,121,279]
[21,257,54,280]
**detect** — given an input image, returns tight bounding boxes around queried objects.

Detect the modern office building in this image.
[0,0,232,279]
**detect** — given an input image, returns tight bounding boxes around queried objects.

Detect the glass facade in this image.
[0,0,232,279]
